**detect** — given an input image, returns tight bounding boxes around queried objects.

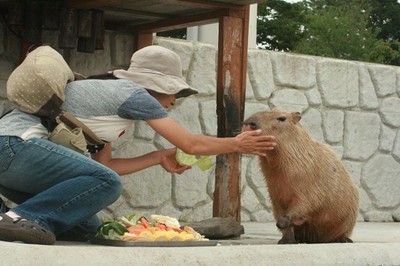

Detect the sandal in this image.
[0,213,56,245]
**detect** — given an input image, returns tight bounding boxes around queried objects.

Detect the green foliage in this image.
[156,29,187,39]
[369,0,400,41]
[257,0,400,66]
[294,0,377,62]
[257,0,308,51]
[368,39,400,65]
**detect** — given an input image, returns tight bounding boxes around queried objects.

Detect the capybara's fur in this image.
[243,110,359,244]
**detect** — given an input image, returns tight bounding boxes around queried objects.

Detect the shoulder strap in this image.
[87,73,117,80]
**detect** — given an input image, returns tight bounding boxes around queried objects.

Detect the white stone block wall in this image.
[1,29,399,223]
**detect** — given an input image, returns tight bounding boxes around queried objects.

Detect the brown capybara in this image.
[242,110,359,244]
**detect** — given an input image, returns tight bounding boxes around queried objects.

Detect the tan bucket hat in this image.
[7,45,75,118]
[113,45,198,98]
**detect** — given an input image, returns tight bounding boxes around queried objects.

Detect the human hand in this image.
[159,148,192,174]
[234,129,276,156]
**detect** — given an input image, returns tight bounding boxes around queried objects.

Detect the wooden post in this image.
[77,10,93,38]
[42,3,60,30]
[77,10,105,53]
[24,1,42,44]
[7,0,24,26]
[134,32,153,51]
[59,8,78,49]
[94,10,105,50]
[213,7,249,222]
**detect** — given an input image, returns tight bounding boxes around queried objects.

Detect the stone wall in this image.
[1,29,399,223]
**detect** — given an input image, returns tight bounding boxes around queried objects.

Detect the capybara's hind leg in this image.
[276,215,298,244]
[330,237,353,243]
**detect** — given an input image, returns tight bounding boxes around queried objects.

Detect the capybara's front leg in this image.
[276,215,298,244]
[278,227,298,244]
[276,215,291,229]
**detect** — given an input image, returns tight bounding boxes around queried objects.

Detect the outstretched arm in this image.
[146,117,276,156]
[91,116,275,175]
[91,144,190,176]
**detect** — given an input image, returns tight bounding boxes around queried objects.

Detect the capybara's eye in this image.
[277,116,286,122]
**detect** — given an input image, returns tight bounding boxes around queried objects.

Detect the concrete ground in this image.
[1,222,400,266]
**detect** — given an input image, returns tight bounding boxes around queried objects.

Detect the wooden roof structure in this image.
[0,0,263,222]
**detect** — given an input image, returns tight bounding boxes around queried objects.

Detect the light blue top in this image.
[0,79,168,141]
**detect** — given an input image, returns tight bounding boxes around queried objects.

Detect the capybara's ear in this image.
[292,112,301,123]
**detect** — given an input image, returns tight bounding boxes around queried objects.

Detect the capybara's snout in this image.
[242,117,259,132]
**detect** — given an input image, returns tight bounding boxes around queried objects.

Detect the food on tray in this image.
[176,149,214,171]
[151,214,181,229]
[95,214,208,242]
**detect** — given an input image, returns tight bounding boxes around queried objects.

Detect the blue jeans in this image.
[0,136,122,236]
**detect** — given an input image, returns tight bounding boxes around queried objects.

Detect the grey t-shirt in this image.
[0,79,168,141]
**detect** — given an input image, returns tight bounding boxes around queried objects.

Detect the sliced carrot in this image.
[172,227,184,233]
[157,224,167,231]
[140,217,151,228]
[128,227,147,235]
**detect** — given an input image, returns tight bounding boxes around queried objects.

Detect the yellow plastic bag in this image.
[176,149,214,171]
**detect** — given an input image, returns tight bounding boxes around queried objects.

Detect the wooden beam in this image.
[63,0,122,9]
[175,0,245,9]
[125,8,244,33]
[63,0,249,34]
[103,6,170,20]
[63,0,263,10]
[213,6,249,222]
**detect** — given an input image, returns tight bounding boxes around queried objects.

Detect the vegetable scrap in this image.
[95,214,208,242]
[176,149,214,171]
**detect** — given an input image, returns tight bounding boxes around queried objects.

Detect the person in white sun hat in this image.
[0,45,276,245]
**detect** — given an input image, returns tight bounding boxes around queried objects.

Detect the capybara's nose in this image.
[242,120,259,131]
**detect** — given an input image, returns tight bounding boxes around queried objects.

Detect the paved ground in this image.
[1,222,400,266]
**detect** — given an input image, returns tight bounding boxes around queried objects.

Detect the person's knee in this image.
[104,171,123,200]
[112,175,123,198]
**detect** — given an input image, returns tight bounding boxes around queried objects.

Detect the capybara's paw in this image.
[276,215,291,229]
[278,237,298,244]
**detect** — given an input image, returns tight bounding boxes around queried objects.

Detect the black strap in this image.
[87,73,117,80]
[87,144,105,154]
[40,117,58,132]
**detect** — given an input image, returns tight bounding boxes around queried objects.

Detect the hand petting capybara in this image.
[242,110,359,244]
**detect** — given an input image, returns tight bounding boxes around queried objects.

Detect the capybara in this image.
[242,110,359,244]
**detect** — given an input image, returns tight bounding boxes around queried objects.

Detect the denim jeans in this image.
[0,136,122,236]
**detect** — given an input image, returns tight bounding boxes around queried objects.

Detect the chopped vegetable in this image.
[176,149,214,171]
[139,217,151,228]
[151,214,180,229]
[95,220,128,240]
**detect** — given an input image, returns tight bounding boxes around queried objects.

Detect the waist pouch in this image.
[44,112,106,154]
[49,122,88,154]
